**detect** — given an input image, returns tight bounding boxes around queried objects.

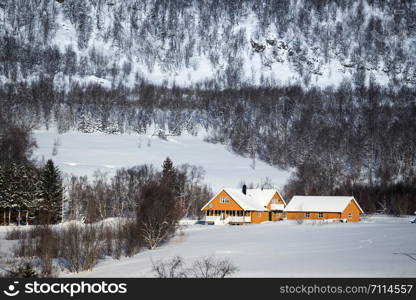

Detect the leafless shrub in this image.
[189,256,238,278]
[57,224,104,272]
[102,225,115,257]
[99,219,142,259]
[152,256,238,278]
[119,219,142,257]
[5,228,28,240]
[12,225,58,275]
[10,220,143,274]
[151,256,187,278]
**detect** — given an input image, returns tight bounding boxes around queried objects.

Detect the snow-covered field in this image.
[33,128,290,191]
[1,215,414,277]
[23,130,416,277]
[61,215,415,278]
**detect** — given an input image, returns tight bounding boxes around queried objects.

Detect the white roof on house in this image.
[284,196,364,213]
[201,188,285,211]
[224,189,266,211]
[246,189,282,206]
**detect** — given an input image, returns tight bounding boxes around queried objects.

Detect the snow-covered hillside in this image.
[64,215,416,278]
[1,0,415,89]
[33,128,290,190]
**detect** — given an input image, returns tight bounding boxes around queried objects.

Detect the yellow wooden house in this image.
[284,196,364,222]
[201,185,286,225]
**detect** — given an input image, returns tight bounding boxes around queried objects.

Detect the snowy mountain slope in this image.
[33,127,291,191]
[1,0,415,89]
[65,216,416,278]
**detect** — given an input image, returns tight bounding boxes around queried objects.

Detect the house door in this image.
[268,212,272,221]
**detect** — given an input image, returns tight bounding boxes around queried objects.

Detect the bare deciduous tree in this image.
[152,256,239,278]
[189,256,238,278]
[138,181,182,250]
[151,256,187,278]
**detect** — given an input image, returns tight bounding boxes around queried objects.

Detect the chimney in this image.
[242,184,247,195]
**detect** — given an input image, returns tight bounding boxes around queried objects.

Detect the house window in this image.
[348,213,352,219]
[257,212,262,217]
[220,197,229,204]
[305,212,310,218]
[272,198,277,204]
[318,212,323,218]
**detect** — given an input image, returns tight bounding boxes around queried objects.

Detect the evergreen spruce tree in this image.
[161,157,177,190]
[161,157,184,217]
[18,262,39,278]
[40,160,63,224]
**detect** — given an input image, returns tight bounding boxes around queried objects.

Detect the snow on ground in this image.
[0,215,414,277]
[33,128,290,191]
[27,128,416,277]
[65,215,416,278]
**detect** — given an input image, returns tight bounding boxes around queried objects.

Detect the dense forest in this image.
[0,0,415,88]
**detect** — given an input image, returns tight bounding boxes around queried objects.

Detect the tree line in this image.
[0,116,63,225]
[66,160,211,224]
[1,77,415,214]
[0,160,63,225]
